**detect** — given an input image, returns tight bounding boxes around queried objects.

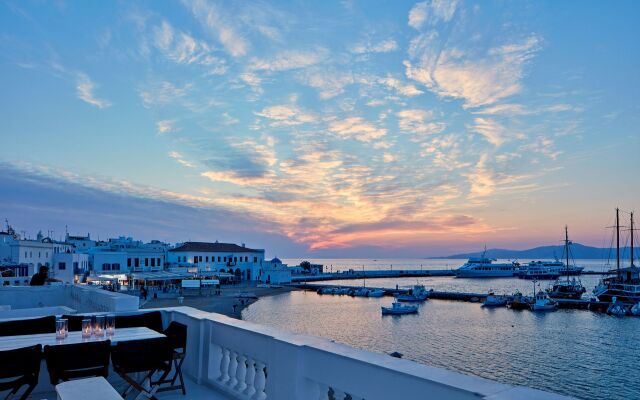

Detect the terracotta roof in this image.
[169,242,263,253]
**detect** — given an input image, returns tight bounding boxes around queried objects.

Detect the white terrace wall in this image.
[0,285,139,314]
[161,307,573,400]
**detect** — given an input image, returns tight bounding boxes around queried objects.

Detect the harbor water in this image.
[242,259,640,400]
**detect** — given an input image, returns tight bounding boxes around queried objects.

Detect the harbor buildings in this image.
[167,241,266,281]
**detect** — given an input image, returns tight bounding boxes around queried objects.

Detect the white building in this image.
[0,228,88,284]
[168,242,265,281]
[64,232,96,251]
[88,236,167,275]
[260,257,292,284]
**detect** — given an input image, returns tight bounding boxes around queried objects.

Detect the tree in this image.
[300,261,312,273]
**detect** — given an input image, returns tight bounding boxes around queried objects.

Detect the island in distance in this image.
[436,243,635,260]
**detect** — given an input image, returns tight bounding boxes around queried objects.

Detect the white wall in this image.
[168,251,265,280]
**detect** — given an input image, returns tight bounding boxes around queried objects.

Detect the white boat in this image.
[455,249,519,278]
[381,301,418,315]
[353,287,370,297]
[395,285,429,302]
[530,290,557,311]
[630,302,640,316]
[518,261,561,280]
[482,291,508,307]
[367,289,385,298]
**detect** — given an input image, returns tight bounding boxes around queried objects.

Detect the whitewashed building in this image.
[88,236,167,275]
[168,242,265,281]
[0,228,88,284]
[259,257,292,284]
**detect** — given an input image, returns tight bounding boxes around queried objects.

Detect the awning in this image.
[129,271,194,281]
[196,271,235,278]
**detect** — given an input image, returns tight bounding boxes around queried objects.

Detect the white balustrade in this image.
[159,307,575,400]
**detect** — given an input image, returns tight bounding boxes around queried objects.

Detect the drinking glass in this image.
[82,319,92,338]
[106,314,115,336]
[93,315,105,337]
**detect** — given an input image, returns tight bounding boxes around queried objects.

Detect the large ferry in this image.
[593,209,640,304]
[455,251,519,278]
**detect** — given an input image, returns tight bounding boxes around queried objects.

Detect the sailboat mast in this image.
[616,207,620,278]
[631,212,635,267]
[565,226,570,283]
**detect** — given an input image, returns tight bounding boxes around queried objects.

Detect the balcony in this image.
[0,287,572,399]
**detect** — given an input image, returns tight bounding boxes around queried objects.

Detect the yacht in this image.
[593,209,640,304]
[607,297,627,316]
[507,290,533,310]
[546,227,587,299]
[395,285,429,302]
[455,250,519,278]
[381,301,418,315]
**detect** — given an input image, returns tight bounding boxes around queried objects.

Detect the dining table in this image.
[0,326,165,351]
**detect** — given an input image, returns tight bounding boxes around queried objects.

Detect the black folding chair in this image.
[0,344,42,400]
[114,311,164,333]
[111,337,172,400]
[155,321,187,395]
[0,315,56,336]
[44,340,111,384]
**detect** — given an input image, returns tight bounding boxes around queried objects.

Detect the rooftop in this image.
[170,242,263,253]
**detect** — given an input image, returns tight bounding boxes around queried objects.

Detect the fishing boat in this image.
[593,209,640,304]
[455,248,519,278]
[530,290,558,311]
[381,301,418,315]
[607,297,627,316]
[507,290,533,310]
[547,227,587,299]
[482,291,508,307]
[395,285,429,302]
[353,287,370,297]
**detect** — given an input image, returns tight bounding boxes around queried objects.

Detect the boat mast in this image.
[631,212,635,267]
[565,226,570,283]
[616,207,620,279]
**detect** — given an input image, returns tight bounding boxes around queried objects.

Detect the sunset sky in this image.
[1,0,638,257]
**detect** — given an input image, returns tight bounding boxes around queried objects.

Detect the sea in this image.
[242,259,640,400]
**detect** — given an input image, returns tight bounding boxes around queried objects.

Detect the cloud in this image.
[409,0,458,29]
[75,73,111,109]
[255,105,316,126]
[383,153,396,163]
[396,109,445,135]
[169,151,196,168]
[153,20,227,74]
[466,154,495,197]
[139,81,191,108]
[183,0,249,57]
[472,117,522,147]
[406,35,541,108]
[249,48,328,72]
[157,120,178,134]
[351,39,398,54]
[299,69,356,99]
[379,76,424,97]
[328,117,387,142]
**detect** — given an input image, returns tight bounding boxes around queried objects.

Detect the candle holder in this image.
[93,315,105,337]
[56,318,68,339]
[81,319,92,338]
[106,314,115,336]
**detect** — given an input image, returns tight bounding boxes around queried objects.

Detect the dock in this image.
[292,269,606,282]
[292,269,454,282]
[292,283,612,311]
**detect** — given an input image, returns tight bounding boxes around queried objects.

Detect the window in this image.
[151,258,156,267]
[25,251,27,258]
[234,257,237,262]
[224,257,227,262]
[245,256,248,262]
[103,263,111,271]
[127,258,132,267]
[206,256,209,262]
[112,263,120,271]
[73,261,78,270]
[254,257,257,263]
[145,258,149,267]
[157,258,161,266]
[46,252,48,258]
[199,256,203,262]
[30,251,32,258]
[58,262,66,270]
[39,252,41,258]
[218,256,221,262]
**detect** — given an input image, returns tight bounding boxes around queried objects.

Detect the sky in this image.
[0,0,639,258]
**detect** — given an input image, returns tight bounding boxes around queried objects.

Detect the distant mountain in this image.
[437,243,637,260]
